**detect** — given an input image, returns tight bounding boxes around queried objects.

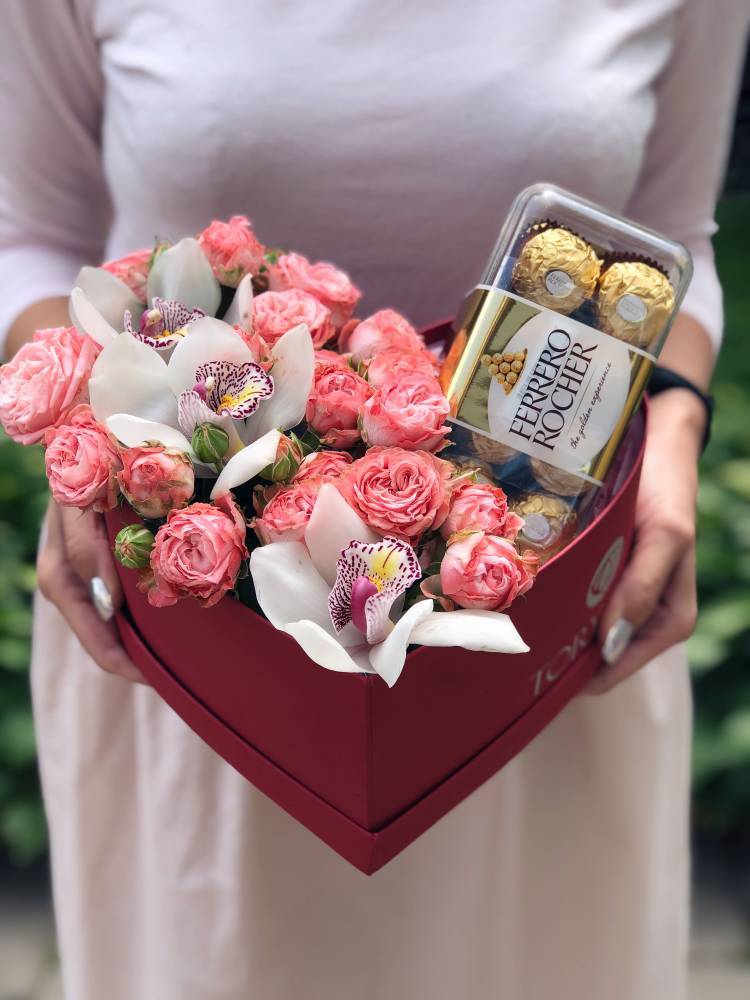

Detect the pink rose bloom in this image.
[361,373,451,453]
[440,532,538,612]
[253,289,335,348]
[0,326,101,445]
[340,447,453,542]
[343,309,426,362]
[253,479,325,544]
[305,360,372,448]
[118,444,195,520]
[440,481,524,541]
[148,494,248,608]
[233,325,272,371]
[366,346,439,389]
[292,449,353,483]
[44,405,121,512]
[102,248,151,302]
[269,252,361,328]
[314,348,351,370]
[197,214,266,286]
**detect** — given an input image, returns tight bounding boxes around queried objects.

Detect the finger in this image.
[598,520,690,646]
[586,548,696,695]
[59,505,123,608]
[40,506,144,683]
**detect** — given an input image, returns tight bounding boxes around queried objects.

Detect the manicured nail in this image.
[89,576,114,622]
[602,618,633,664]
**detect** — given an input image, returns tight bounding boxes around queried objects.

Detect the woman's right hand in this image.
[37,499,144,683]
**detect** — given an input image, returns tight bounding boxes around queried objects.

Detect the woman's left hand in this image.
[586,389,706,694]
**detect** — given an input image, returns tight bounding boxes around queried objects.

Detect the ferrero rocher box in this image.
[108,313,648,877]
[442,184,692,548]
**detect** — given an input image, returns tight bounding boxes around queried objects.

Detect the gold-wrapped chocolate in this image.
[470,431,520,466]
[530,457,594,498]
[596,261,675,349]
[512,227,600,313]
[511,493,577,563]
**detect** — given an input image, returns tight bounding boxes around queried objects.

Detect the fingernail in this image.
[89,576,114,622]
[602,618,633,664]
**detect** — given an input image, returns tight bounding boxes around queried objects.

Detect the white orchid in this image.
[69,236,255,350]
[87,313,314,493]
[250,484,529,687]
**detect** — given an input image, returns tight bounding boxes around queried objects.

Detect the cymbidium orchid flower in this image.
[88,314,314,494]
[69,237,254,349]
[249,484,529,687]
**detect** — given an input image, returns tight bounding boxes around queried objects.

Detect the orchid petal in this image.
[106,414,193,454]
[88,332,176,426]
[209,429,281,498]
[243,323,314,437]
[69,287,119,346]
[147,237,221,316]
[368,599,434,687]
[282,621,372,674]
[166,317,256,396]
[223,273,254,329]
[304,483,378,586]
[74,265,143,330]
[408,609,530,655]
[249,540,362,647]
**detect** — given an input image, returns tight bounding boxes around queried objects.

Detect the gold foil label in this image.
[446,286,654,487]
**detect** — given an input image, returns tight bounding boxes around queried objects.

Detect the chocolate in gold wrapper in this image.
[596,260,675,348]
[530,457,595,498]
[511,493,577,562]
[470,430,520,466]
[512,227,600,313]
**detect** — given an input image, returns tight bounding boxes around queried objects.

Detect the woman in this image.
[1,2,747,998]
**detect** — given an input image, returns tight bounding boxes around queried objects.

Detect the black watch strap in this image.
[647,365,714,452]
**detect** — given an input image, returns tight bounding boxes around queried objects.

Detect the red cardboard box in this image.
[107,321,645,875]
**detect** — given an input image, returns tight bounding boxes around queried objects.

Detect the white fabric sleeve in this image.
[0,0,111,356]
[625,0,749,354]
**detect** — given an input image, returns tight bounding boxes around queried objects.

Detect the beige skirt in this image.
[31,589,691,1000]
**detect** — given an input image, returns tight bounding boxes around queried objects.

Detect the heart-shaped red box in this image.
[107,321,645,875]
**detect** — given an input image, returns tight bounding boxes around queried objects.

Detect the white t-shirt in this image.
[0,0,747,353]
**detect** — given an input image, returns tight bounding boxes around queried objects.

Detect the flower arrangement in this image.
[0,215,538,685]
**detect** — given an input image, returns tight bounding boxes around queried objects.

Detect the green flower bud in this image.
[192,423,230,465]
[259,433,305,483]
[114,524,155,570]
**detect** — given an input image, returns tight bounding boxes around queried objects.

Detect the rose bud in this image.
[118,444,195,520]
[259,433,305,483]
[192,423,230,465]
[114,524,155,570]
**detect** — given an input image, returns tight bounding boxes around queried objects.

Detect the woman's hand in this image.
[37,498,144,683]
[587,389,706,694]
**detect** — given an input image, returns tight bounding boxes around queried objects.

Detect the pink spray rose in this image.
[440,481,524,541]
[314,348,351,370]
[439,532,538,612]
[197,215,266,286]
[305,360,373,448]
[102,248,151,302]
[342,309,426,362]
[269,252,361,328]
[292,449,353,484]
[118,444,195,519]
[252,479,325,544]
[147,493,248,608]
[252,289,335,348]
[0,326,100,445]
[366,346,439,389]
[360,373,451,453]
[340,447,454,542]
[43,405,121,512]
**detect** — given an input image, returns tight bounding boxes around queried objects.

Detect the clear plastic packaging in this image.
[441,183,692,562]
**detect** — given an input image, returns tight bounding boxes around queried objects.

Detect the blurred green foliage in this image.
[0,200,748,864]
[690,195,750,839]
